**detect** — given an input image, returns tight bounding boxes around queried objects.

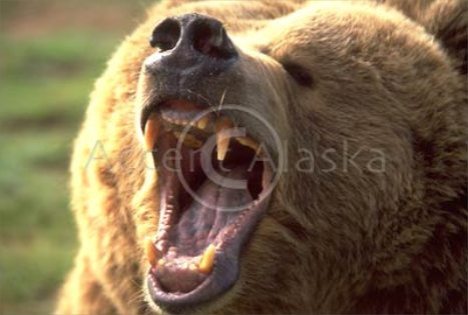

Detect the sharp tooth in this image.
[236,136,260,154]
[173,132,203,148]
[197,117,209,130]
[144,114,160,151]
[198,244,216,274]
[215,117,234,161]
[145,238,159,268]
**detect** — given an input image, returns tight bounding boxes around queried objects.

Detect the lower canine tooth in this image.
[198,244,216,274]
[215,117,234,161]
[145,238,159,267]
[144,114,160,151]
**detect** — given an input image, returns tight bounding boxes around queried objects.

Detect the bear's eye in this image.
[281,62,314,87]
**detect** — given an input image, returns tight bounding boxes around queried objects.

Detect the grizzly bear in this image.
[56,0,467,314]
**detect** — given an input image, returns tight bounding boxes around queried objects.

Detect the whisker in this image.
[185,89,213,107]
[217,88,228,114]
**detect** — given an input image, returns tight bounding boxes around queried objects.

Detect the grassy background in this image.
[0,1,153,313]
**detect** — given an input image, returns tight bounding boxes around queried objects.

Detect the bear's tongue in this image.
[155,166,253,293]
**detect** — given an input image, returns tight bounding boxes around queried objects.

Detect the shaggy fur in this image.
[56,0,467,314]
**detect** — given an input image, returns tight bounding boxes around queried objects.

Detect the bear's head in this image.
[74,1,466,314]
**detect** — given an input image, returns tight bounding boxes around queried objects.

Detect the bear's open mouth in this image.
[141,99,273,310]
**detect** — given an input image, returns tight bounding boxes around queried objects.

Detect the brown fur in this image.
[56,0,467,314]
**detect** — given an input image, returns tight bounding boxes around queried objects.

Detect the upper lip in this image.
[140,92,212,133]
[140,95,279,168]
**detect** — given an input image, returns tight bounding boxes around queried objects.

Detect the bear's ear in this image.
[383,0,467,75]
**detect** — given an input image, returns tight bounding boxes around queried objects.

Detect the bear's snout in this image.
[145,13,238,78]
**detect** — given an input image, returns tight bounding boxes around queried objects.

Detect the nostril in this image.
[150,18,181,51]
[191,20,236,59]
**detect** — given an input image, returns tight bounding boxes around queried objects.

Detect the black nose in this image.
[146,13,237,75]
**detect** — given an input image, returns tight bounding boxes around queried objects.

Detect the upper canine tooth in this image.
[144,114,160,151]
[198,244,216,274]
[173,132,203,148]
[145,238,160,268]
[215,117,234,161]
[236,136,260,154]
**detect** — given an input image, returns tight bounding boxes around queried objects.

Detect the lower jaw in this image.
[146,250,238,312]
[146,166,273,311]
[142,103,275,310]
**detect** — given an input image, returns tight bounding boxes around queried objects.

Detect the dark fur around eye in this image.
[282,62,314,87]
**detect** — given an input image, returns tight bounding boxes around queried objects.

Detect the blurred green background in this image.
[0,1,153,313]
